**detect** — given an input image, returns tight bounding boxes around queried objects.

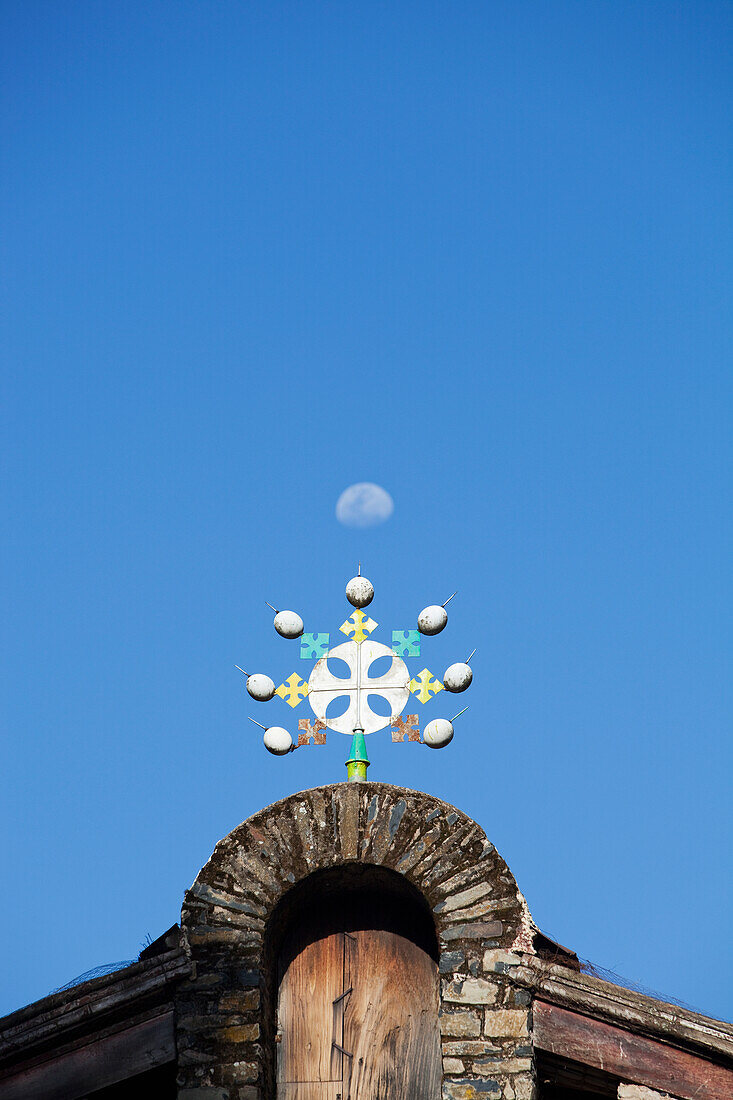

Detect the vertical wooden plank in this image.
[277,893,442,1100]
[279,1084,344,1100]
[345,929,441,1100]
[277,931,345,1085]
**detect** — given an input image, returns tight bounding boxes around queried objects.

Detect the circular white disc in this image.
[418,604,448,636]
[307,639,409,735]
[423,718,454,748]
[443,662,473,693]
[246,673,275,701]
[274,610,304,639]
[263,726,293,755]
[345,575,374,608]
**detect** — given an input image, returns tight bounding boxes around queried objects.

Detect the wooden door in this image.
[277,901,441,1100]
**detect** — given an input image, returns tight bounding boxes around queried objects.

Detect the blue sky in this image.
[1,1,731,1020]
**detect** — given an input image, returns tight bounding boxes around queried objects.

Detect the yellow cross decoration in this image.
[339,609,378,644]
[275,673,310,708]
[408,669,444,705]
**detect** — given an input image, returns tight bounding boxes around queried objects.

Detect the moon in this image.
[336,483,394,528]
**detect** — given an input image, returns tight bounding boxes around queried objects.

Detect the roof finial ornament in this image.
[238,572,474,781]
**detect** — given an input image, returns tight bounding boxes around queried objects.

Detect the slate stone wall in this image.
[176,783,537,1100]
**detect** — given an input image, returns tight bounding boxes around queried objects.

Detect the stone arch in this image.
[176,783,533,1099]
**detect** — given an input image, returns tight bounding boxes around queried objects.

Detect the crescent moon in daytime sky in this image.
[336,483,394,528]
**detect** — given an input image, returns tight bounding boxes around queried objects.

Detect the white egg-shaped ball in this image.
[443,662,473,693]
[418,604,448,636]
[263,726,293,755]
[273,610,304,639]
[423,718,454,749]
[345,575,374,608]
[246,673,276,701]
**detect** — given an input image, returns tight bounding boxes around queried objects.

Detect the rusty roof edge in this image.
[513,955,733,1063]
[0,947,191,1060]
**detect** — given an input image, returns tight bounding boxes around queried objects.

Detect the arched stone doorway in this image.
[272,866,441,1100]
[176,782,534,1099]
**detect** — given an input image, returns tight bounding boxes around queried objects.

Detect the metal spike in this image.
[450,706,469,722]
[442,591,457,607]
[248,717,268,731]
[235,665,249,677]
[265,601,279,613]
[465,649,476,664]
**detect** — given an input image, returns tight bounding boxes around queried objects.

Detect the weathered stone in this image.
[483,1009,528,1038]
[482,949,521,973]
[232,968,260,987]
[442,922,503,942]
[505,989,531,1007]
[223,1060,259,1083]
[335,787,359,859]
[440,1010,482,1037]
[430,860,495,896]
[187,973,224,989]
[178,1048,214,1066]
[444,898,499,923]
[443,1057,465,1074]
[440,950,466,973]
[190,882,267,918]
[435,882,493,914]
[511,1075,535,1100]
[442,1040,502,1057]
[188,929,262,947]
[210,907,265,931]
[476,1058,532,1075]
[443,1080,501,1099]
[220,990,260,1012]
[178,1014,240,1032]
[221,1024,260,1043]
[442,977,499,1005]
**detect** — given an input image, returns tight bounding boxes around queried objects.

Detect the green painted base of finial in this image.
[346,729,370,782]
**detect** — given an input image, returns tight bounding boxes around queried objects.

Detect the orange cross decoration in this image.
[391,714,421,743]
[297,718,327,746]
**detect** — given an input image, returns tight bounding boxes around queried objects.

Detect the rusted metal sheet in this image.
[297,718,327,746]
[533,1000,733,1100]
[390,714,420,742]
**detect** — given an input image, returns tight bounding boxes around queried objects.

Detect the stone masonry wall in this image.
[176,782,537,1100]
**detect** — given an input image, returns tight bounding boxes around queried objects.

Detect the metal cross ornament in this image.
[239,568,473,782]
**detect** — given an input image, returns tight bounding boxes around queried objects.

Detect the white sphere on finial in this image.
[246,673,276,701]
[423,718,454,748]
[274,610,304,639]
[418,604,448,636]
[345,575,374,608]
[443,663,473,693]
[263,726,293,755]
